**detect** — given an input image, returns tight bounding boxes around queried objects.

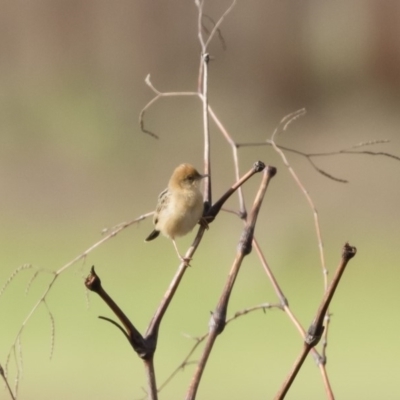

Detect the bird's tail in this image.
[145,230,160,242]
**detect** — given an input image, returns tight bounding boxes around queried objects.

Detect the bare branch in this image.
[186,166,276,400]
[275,243,357,400]
[4,214,152,385]
[269,110,328,290]
[0,363,16,400]
[201,53,212,208]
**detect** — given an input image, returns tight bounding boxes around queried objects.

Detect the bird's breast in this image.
[156,188,203,239]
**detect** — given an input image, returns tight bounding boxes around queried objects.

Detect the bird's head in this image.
[169,163,207,190]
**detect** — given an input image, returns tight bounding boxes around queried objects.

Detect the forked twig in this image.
[275,243,356,400]
[269,109,328,289]
[3,213,152,390]
[236,138,400,184]
[145,162,266,342]
[186,166,276,400]
[85,163,266,400]
[150,303,280,398]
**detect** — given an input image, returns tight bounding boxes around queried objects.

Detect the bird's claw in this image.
[199,216,210,230]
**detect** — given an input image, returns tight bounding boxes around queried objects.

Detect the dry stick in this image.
[85,267,158,400]
[139,81,247,217]
[252,236,307,337]
[208,106,247,217]
[143,358,158,400]
[274,243,357,400]
[196,0,236,50]
[270,111,328,286]
[4,213,151,387]
[139,78,247,217]
[85,268,147,355]
[195,0,239,214]
[206,161,265,221]
[185,165,277,400]
[85,164,265,400]
[201,53,212,208]
[269,110,340,396]
[145,162,266,342]
[0,364,16,400]
[150,303,280,398]
[195,0,206,53]
[146,162,268,397]
[139,4,331,397]
[139,75,198,140]
[200,105,335,392]
[252,227,334,398]
[237,140,400,183]
[144,226,206,343]
[204,0,236,49]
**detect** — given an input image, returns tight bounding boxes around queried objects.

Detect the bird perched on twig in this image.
[145,163,207,264]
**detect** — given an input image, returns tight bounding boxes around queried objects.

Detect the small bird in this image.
[145,163,207,264]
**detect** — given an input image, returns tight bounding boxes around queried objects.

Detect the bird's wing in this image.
[154,188,170,224]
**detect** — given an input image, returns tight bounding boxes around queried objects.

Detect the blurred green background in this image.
[1,1,400,399]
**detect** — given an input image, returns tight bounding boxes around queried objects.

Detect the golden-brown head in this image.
[168,163,207,191]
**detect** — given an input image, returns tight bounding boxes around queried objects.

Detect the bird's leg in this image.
[172,239,191,266]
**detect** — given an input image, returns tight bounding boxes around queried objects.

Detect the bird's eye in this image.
[186,175,195,182]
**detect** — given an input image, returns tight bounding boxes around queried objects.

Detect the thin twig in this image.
[186,166,276,400]
[275,243,356,400]
[4,214,151,386]
[236,139,400,183]
[0,364,16,400]
[203,0,236,49]
[145,163,266,342]
[208,105,247,217]
[201,53,212,208]
[144,303,279,399]
[270,110,328,290]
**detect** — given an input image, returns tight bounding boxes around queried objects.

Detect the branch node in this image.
[237,226,254,255]
[318,354,327,366]
[209,309,226,335]
[238,210,247,220]
[203,53,210,63]
[280,296,289,308]
[305,323,325,347]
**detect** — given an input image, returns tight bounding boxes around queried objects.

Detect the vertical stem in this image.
[143,357,158,400]
[201,53,212,208]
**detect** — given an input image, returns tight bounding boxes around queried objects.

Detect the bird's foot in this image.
[199,216,210,230]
